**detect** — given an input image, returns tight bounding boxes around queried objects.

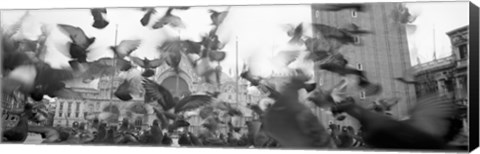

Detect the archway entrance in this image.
[160,76,191,99]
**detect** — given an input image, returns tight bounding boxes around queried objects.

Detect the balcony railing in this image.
[412,56,455,73]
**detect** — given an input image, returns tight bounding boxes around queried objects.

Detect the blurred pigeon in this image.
[57,24,96,62]
[312,23,371,46]
[152,7,189,29]
[5,62,86,101]
[318,62,382,96]
[129,56,165,77]
[159,42,183,74]
[110,39,141,59]
[68,58,117,83]
[394,77,419,85]
[90,8,109,29]
[285,23,304,45]
[240,68,317,93]
[140,8,157,26]
[331,95,461,149]
[114,79,136,101]
[252,71,336,148]
[208,9,229,26]
[371,97,401,113]
[391,4,419,24]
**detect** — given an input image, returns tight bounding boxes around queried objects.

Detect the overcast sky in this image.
[0,1,469,79]
[405,1,469,65]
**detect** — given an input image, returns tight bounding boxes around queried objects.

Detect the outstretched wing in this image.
[319,62,363,77]
[152,107,170,129]
[182,40,202,55]
[340,23,372,34]
[152,9,185,29]
[405,94,458,139]
[142,79,176,110]
[296,109,336,147]
[114,40,141,57]
[126,102,148,114]
[271,50,300,68]
[211,9,229,26]
[307,87,336,109]
[312,24,344,38]
[208,51,226,61]
[213,101,243,117]
[57,24,93,48]
[288,23,304,45]
[198,106,215,119]
[84,59,116,79]
[129,56,145,67]
[377,97,401,110]
[160,40,188,54]
[35,63,75,85]
[69,60,111,83]
[174,95,217,113]
[149,57,165,68]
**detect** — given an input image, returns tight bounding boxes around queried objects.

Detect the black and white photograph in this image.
[0,0,475,153]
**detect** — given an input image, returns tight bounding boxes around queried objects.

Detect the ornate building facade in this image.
[412,56,456,98]
[52,53,264,135]
[446,25,469,107]
[409,25,469,146]
[446,25,469,145]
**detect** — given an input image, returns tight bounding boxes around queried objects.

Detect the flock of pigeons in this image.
[238,3,466,151]
[1,3,467,151]
[1,5,242,145]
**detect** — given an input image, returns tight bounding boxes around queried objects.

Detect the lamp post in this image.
[105,24,119,125]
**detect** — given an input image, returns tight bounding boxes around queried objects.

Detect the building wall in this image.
[446,25,469,137]
[413,56,456,97]
[53,99,87,127]
[53,74,148,127]
[311,3,416,128]
[446,25,469,106]
[408,25,469,145]
[186,80,264,135]
[51,53,265,135]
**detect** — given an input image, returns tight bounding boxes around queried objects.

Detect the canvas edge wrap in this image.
[0,1,474,152]
[0,10,3,143]
[468,1,479,152]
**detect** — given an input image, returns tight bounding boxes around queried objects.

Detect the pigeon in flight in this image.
[330,95,462,149]
[90,8,109,29]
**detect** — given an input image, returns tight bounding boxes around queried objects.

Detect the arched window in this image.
[88,104,94,112]
[161,76,191,98]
